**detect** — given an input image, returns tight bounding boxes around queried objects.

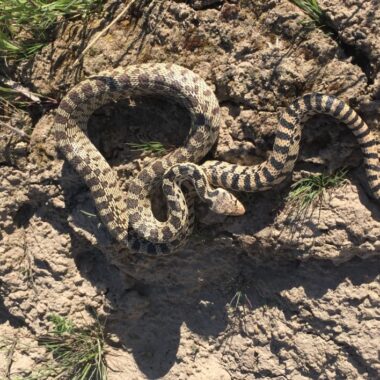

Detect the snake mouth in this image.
[227,199,246,216]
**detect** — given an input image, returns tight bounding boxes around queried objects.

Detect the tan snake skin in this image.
[54,63,380,255]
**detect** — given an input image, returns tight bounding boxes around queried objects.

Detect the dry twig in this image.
[74,0,139,65]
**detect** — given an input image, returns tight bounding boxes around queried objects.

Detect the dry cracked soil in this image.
[1,0,380,379]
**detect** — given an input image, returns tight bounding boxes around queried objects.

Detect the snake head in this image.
[209,188,246,216]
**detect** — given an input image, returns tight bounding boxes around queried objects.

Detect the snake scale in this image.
[54,63,380,255]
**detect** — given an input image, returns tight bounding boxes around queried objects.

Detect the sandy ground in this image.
[1,0,380,378]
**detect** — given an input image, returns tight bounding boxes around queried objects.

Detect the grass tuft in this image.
[289,0,331,30]
[223,273,253,340]
[127,140,167,155]
[0,0,102,59]
[229,290,252,311]
[32,314,108,380]
[275,169,348,245]
[287,168,348,211]
[0,1,102,137]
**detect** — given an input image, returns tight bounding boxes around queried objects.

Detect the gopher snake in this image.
[54,63,380,255]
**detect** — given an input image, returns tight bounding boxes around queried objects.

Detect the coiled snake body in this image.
[54,63,380,255]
